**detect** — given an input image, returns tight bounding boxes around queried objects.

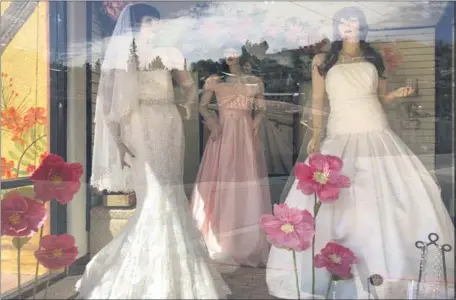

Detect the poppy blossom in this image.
[295,153,351,203]
[30,154,83,204]
[1,191,47,237]
[260,203,315,251]
[314,241,358,280]
[34,234,78,270]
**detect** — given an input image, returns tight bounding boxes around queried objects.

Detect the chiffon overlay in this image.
[266,62,455,299]
[76,69,230,299]
[190,79,272,268]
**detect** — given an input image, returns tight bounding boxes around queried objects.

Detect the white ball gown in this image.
[75,69,230,299]
[266,61,455,299]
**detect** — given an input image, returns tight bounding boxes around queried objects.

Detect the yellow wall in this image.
[1,1,50,179]
[1,1,50,283]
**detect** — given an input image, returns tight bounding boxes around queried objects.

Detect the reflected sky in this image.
[61,1,452,66]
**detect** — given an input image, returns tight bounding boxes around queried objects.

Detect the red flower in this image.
[23,107,47,130]
[40,152,49,163]
[1,157,15,179]
[314,242,358,280]
[34,234,78,270]
[1,191,47,237]
[1,107,23,132]
[295,153,351,203]
[26,164,36,174]
[30,154,84,204]
[260,203,315,251]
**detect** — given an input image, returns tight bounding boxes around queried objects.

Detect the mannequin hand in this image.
[307,136,321,155]
[206,119,222,141]
[253,119,261,138]
[117,142,135,169]
[392,87,415,99]
[180,102,195,120]
[209,123,222,141]
[184,105,193,120]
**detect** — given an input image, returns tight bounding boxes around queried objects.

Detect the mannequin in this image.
[190,46,271,269]
[266,6,454,299]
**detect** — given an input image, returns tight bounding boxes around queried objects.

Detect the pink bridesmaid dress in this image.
[190,77,272,268]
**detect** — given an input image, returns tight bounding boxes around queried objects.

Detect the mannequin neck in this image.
[341,41,362,57]
[228,64,242,76]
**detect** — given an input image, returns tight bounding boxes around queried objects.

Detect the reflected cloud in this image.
[64,1,449,67]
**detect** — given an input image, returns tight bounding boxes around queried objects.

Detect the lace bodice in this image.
[137,70,174,103]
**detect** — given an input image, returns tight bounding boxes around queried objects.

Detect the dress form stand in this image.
[414,233,453,299]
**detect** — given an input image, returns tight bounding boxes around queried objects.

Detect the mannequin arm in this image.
[378,78,396,104]
[253,78,266,127]
[106,121,122,145]
[310,54,326,138]
[172,70,197,104]
[199,76,218,128]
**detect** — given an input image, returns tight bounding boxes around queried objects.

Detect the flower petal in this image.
[260,214,283,232]
[314,253,329,268]
[68,163,84,179]
[326,155,344,172]
[272,203,290,219]
[294,163,313,181]
[317,185,340,203]
[308,152,327,170]
[337,175,351,188]
[296,180,319,195]
[2,192,28,211]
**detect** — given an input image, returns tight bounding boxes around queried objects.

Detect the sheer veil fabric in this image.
[90,2,140,193]
[78,3,231,299]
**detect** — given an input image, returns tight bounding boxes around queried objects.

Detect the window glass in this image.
[1,1,454,298]
[1,1,51,295]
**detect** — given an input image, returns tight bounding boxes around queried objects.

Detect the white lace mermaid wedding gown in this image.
[266,62,455,299]
[76,70,230,299]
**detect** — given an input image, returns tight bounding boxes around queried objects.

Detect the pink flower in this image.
[295,153,351,203]
[314,242,358,280]
[34,234,78,270]
[260,204,315,251]
[30,154,84,204]
[1,191,47,237]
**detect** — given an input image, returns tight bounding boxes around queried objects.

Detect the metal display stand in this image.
[415,233,453,299]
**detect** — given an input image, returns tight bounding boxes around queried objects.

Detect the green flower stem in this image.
[312,195,322,299]
[17,246,21,298]
[16,134,46,173]
[32,224,45,300]
[325,275,334,299]
[44,271,52,299]
[292,249,301,299]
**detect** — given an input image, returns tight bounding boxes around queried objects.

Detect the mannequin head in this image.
[242,61,252,74]
[129,3,161,36]
[318,6,385,78]
[333,6,368,42]
[223,47,241,67]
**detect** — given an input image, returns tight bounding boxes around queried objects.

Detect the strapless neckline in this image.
[327,61,374,76]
